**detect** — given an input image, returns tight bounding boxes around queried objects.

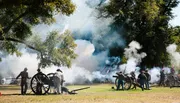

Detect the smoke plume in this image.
[119,41,147,74]
[166,43,180,69]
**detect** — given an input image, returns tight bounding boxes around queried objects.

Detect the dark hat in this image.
[37,69,41,72]
[57,69,62,72]
[24,67,28,71]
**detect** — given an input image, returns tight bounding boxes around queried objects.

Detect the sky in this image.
[170,3,180,26]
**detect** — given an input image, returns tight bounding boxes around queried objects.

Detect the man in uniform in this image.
[36,68,44,95]
[53,69,64,94]
[144,69,151,90]
[16,67,30,95]
[138,70,147,91]
[159,69,165,86]
[116,71,125,90]
[130,71,137,89]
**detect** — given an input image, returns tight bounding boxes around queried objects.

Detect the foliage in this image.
[99,0,180,67]
[168,26,180,51]
[27,30,77,68]
[0,0,75,52]
[0,0,76,68]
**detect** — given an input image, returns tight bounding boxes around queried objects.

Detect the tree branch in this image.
[2,10,30,34]
[0,37,40,52]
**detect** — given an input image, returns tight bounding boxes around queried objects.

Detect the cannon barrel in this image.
[113,75,118,78]
[3,78,31,79]
[71,87,90,92]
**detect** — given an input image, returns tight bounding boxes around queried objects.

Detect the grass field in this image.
[0,84,180,103]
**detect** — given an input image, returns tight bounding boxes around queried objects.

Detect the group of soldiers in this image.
[116,66,176,91]
[16,67,64,95]
[116,69,151,91]
[159,67,176,87]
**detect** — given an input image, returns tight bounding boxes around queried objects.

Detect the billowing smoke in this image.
[119,41,147,74]
[149,67,160,83]
[0,39,114,84]
[149,66,171,83]
[33,0,125,51]
[166,43,180,69]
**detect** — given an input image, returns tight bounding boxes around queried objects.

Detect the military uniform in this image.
[159,70,165,86]
[138,71,147,91]
[116,72,125,90]
[53,69,64,94]
[36,69,44,95]
[130,71,137,89]
[16,68,29,95]
[144,70,151,90]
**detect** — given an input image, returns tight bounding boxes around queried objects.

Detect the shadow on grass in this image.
[1,93,77,96]
[0,85,20,90]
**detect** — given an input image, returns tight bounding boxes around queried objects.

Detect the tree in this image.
[28,30,77,68]
[168,26,180,51]
[0,0,77,68]
[99,0,179,67]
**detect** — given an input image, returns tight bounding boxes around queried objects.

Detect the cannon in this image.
[113,74,132,90]
[165,74,180,88]
[30,72,90,95]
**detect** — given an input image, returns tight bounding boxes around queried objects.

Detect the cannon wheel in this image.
[115,76,132,90]
[30,73,50,95]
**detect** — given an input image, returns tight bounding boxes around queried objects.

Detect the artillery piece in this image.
[113,74,132,90]
[165,74,180,88]
[30,72,90,95]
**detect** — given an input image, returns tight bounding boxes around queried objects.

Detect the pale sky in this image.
[170,3,180,26]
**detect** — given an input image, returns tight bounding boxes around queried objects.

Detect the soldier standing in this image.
[159,70,165,86]
[144,69,151,90]
[116,71,125,90]
[138,70,147,91]
[53,69,64,94]
[16,67,30,95]
[130,71,137,89]
[36,69,44,95]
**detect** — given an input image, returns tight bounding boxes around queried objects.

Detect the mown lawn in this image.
[0,84,180,103]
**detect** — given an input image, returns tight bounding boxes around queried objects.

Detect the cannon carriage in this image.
[164,74,180,88]
[113,73,144,90]
[113,74,132,90]
[30,72,89,95]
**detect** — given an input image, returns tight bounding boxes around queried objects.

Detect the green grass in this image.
[0,84,180,103]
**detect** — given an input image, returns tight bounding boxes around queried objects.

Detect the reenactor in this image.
[116,71,125,90]
[130,71,137,89]
[170,66,175,75]
[159,69,165,86]
[144,69,151,90]
[138,70,147,91]
[36,69,43,95]
[16,67,30,95]
[53,69,64,94]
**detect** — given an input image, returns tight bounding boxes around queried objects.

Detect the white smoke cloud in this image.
[149,67,161,83]
[0,50,39,78]
[119,41,147,74]
[32,0,124,50]
[0,39,110,84]
[166,43,180,69]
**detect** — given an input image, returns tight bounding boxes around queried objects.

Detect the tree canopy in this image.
[28,30,77,68]
[99,0,180,67]
[0,0,76,68]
